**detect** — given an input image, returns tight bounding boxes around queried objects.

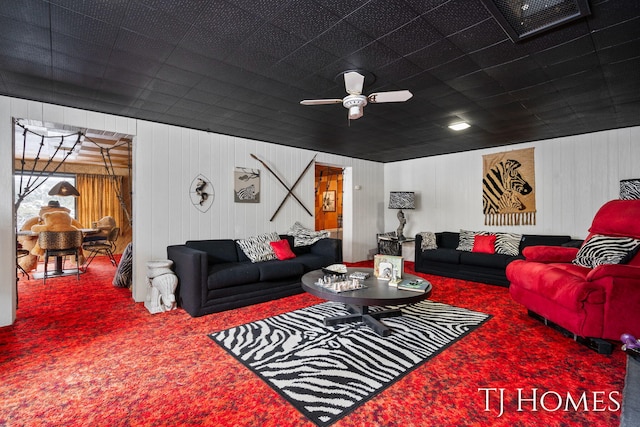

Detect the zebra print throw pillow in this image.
[456,230,487,251]
[236,232,280,263]
[419,232,437,250]
[113,242,133,288]
[494,232,522,256]
[573,234,640,268]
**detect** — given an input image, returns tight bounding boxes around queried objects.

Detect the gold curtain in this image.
[76,174,126,230]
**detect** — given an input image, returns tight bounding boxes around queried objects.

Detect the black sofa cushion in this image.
[257,259,304,281]
[187,239,238,264]
[421,248,461,264]
[438,232,461,249]
[459,251,515,269]
[207,262,260,290]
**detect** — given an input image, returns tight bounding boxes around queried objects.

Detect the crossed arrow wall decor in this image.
[251,153,317,221]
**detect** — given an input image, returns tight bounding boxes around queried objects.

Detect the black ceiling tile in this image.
[103,66,154,89]
[180,27,238,60]
[591,16,640,50]
[447,18,508,54]
[313,0,371,17]
[120,2,190,45]
[242,24,306,59]
[193,2,261,43]
[226,48,279,76]
[145,78,191,98]
[50,5,119,47]
[52,32,111,63]
[347,42,403,72]
[423,0,490,37]
[429,55,480,82]
[113,29,174,62]
[282,44,340,73]
[0,16,50,50]
[376,58,424,85]
[532,35,594,67]
[344,0,420,39]
[226,0,292,21]
[52,54,105,77]
[310,21,374,58]
[108,49,163,77]
[597,39,640,65]
[154,64,202,88]
[543,52,601,80]
[402,0,452,15]
[406,39,464,71]
[0,0,51,26]
[139,0,208,25]
[49,0,129,25]
[587,0,640,31]
[164,49,222,78]
[469,40,527,69]
[483,57,549,91]
[271,1,341,42]
[379,17,440,56]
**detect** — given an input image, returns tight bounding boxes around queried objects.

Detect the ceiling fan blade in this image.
[300,99,343,106]
[344,71,365,95]
[367,90,413,103]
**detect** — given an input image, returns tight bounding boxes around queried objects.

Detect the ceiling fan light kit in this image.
[300,71,412,121]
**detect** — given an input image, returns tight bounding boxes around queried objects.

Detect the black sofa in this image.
[167,235,342,317]
[414,232,579,287]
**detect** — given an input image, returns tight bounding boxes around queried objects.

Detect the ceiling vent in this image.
[480,0,591,42]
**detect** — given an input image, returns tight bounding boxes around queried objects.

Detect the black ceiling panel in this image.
[1,0,639,162]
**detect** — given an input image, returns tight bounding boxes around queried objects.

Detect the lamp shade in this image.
[620,179,640,200]
[388,191,415,209]
[48,181,80,197]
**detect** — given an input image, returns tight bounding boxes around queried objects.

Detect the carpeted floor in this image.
[0,257,626,426]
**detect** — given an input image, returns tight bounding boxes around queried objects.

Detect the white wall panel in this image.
[385,127,640,240]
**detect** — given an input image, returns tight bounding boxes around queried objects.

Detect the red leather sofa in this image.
[506,199,640,353]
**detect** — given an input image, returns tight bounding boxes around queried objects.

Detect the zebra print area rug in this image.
[210,300,490,426]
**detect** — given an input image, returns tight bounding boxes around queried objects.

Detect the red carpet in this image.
[1,257,626,426]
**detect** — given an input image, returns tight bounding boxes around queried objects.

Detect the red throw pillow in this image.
[269,239,296,260]
[472,234,496,254]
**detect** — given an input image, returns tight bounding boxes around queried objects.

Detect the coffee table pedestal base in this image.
[324,305,402,337]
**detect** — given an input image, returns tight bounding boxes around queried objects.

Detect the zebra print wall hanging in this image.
[210,300,490,427]
[482,147,536,226]
[234,167,260,203]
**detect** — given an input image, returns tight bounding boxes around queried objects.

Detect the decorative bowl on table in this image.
[322,263,348,275]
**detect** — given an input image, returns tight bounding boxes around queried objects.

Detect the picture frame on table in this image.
[374,254,404,281]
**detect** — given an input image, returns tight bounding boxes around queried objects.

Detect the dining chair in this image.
[82,227,120,270]
[38,230,83,284]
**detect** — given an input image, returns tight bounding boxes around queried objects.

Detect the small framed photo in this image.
[374,255,404,281]
[322,190,336,211]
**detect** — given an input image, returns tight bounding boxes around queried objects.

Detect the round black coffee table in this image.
[301,267,432,336]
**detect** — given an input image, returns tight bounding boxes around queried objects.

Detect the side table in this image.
[378,236,415,257]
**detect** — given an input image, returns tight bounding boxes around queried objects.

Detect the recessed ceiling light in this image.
[449,122,470,131]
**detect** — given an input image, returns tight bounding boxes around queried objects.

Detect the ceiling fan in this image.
[300,71,413,120]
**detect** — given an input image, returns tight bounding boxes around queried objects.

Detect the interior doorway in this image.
[315,164,344,239]
[13,118,134,285]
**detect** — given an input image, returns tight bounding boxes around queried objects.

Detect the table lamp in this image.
[388,191,415,241]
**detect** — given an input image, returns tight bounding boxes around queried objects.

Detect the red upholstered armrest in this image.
[587,264,640,282]
[522,245,579,263]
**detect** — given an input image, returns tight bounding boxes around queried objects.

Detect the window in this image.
[15,174,76,229]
